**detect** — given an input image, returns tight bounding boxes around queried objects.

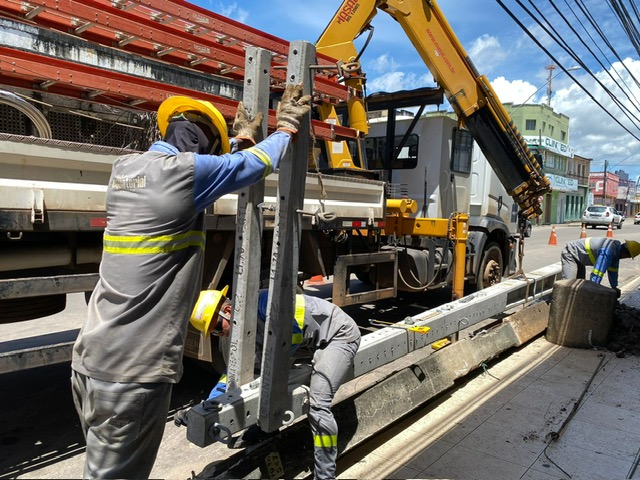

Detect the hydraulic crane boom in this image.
[316,0,551,219]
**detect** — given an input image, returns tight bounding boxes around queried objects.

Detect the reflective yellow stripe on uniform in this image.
[292,295,306,346]
[592,268,605,277]
[103,230,205,254]
[585,238,596,265]
[246,146,273,177]
[314,434,338,448]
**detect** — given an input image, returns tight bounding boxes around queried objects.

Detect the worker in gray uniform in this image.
[70,85,311,479]
[561,237,640,295]
[190,288,361,480]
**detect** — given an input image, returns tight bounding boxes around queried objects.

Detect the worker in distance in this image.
[560,237,640,296]
[70,84,311,479]
[188,287,361,480]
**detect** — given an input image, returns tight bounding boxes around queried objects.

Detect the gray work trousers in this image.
[561,246,586,280]
[71,370,173,479]
[308,340,359,480]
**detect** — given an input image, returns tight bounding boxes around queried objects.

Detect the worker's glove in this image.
[232,102,264,146]
[276,84,312,136]
[615,287,621,299]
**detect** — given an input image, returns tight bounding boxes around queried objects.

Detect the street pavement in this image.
[3,221,640,479]
[337,276,640,480]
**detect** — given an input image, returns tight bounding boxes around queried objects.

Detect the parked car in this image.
[523,219,532,237]
[634,213,640,225]
[581,205,623,229]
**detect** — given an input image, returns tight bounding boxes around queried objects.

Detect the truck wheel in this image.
[0,295,66,323]
[478,243,503,290]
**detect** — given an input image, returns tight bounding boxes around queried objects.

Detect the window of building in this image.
[525,119,536,130]
[561,130,566,141]
[549,125,554,135]
[364,133,419,171]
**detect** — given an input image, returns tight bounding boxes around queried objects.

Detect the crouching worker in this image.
[561,237,640,296]
[190,289,361,480]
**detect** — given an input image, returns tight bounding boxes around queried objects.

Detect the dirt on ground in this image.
[608,303,640,356]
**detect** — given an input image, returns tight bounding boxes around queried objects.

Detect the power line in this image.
[496,0,640,141]
[496,0,640,143]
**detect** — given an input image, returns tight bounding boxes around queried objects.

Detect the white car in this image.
[634,213,640,225]
[581,205,623,229]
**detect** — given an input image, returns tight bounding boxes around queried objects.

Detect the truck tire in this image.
[0,295,66,323]
[477,243,503,290]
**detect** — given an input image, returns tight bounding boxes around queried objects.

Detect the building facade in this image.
[567,154,591,220]
[504,103,588,224]
[589,171,620,206]
[614,169,631,216]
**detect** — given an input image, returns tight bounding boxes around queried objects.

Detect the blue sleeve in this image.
[193,131,291,212]
[591,242,618,286]
[607,245,621,288]
[207,374,227,400]
[257,289,269,322]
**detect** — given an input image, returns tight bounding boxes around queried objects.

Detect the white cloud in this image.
[467,35,507,74]
[369,54,398,74]
[367,71,434,93]
[490,77,541,104]
[552,58,640,174]
[214,2,249,24]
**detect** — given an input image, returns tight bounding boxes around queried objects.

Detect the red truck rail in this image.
[0,0,357,140]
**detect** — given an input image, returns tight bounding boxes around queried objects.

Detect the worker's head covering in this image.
[189,286,230,336]
[157,96,230,155]
[625,240,640,258]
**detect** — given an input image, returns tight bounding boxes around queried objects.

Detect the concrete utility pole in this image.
[603,159,608,205]
[226,46,271,391]
[545,64,557,106]
[259,40,313,433]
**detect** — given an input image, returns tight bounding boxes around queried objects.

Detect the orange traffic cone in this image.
[606,224,614,238]
[548,226,558,245]
[307,275,325,285]
[580,223,587,239]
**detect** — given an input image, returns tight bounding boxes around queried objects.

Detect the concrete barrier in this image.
[546,279,615,348]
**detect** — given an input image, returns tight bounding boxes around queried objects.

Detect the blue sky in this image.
[195,0,640,182]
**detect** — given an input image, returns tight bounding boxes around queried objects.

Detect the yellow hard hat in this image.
[157,96,230,154]
[190,285,229,335]
[626,240,640,259]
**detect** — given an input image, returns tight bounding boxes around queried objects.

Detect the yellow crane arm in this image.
[316,0,551,218]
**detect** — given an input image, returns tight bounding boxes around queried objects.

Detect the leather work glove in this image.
[276,84,312,136]
[232,102,264,146]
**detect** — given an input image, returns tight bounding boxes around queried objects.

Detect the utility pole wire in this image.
[496,0,640,143]
[526,0,640,128]
[560,0,640,112]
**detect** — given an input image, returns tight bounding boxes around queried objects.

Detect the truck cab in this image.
[365,112,518,293]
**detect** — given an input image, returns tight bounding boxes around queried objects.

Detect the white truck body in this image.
[367,115,518,233]
[0,134,386,224]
